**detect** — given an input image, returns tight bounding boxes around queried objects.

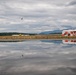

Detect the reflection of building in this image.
[62,30,76,36]
[62,40,76,44]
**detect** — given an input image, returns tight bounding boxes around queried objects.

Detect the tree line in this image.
[0,32,37,36]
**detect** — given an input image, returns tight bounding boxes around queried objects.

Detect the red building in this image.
[62,30,76,36]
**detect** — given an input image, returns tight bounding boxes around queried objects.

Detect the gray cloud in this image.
[0,0,76,33]
[68,0,76,6]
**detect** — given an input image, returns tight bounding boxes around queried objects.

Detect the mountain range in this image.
[40,30,62,34]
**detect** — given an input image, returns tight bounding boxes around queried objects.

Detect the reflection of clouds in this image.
[0,40,76,75]
[0,44,7,47]
[0,50,40,59]
[6,65,72,73]
[0,57,76,75]
[0,40,76,55]
[0,40,76,58]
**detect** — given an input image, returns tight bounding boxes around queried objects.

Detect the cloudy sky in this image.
[0,0,76,33]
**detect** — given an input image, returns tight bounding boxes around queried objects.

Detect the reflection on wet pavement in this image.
[0,40,76,75]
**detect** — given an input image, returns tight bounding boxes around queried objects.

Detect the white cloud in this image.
[0,0,76,33]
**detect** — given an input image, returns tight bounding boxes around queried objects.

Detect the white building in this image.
[12,35,19,36]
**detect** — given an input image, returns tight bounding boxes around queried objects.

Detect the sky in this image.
[0,0,76,33]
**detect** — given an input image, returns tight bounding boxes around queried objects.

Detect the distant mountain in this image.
[40,30,62,34]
